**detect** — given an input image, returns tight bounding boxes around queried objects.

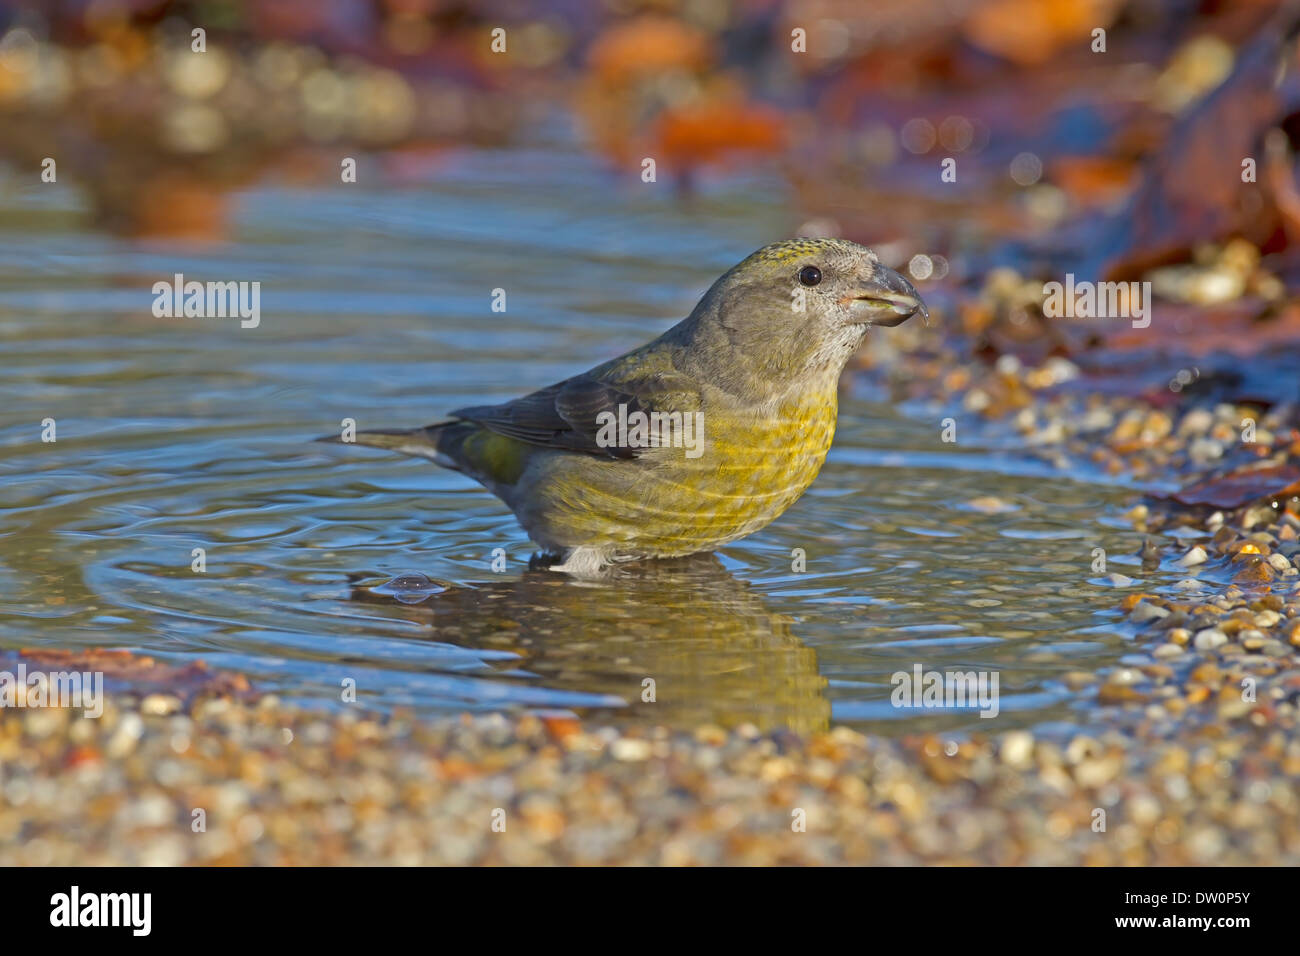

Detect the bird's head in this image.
[680,238,927,398]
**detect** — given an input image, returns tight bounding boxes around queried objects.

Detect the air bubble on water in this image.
[373,571,444,604]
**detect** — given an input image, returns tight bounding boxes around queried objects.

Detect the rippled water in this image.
[1,146,1173,734]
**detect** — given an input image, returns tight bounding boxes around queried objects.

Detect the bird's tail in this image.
[315,422,464,470]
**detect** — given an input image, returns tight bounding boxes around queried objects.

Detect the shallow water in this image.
[1,146,1180,734]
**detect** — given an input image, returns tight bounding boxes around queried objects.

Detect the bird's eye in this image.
[798,265,822,287]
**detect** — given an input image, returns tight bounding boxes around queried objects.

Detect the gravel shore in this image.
[2,677,1297,865]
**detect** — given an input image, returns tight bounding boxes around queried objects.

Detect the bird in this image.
[326,238,927,574]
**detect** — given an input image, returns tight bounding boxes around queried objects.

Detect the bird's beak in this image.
[848,266,929,327]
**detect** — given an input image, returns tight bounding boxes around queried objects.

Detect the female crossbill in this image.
[329,238,926,574]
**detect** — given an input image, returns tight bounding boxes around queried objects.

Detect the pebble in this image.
[1178,408,1215,435]
[1000,731,1034,768]
[105,713,144,759]
[1240,630,1266,650]
[611,738,652,762]
[1194,629,1229,650]
[1188,438,1224,462]
[140,694,181,716]
[1131,601,1169,622]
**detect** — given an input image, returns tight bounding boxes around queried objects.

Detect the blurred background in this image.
[1,0,1298,734]
[3,0,1299,272]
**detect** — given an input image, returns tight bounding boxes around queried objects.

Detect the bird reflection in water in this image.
[349,553,830,734]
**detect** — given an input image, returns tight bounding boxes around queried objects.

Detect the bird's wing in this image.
[450,354,702,459]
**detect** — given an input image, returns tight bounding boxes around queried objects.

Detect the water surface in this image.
[0,147,1174,734]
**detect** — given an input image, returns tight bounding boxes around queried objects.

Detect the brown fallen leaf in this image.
[1170,463,1300,509]
[6,648,254,701]
[1103,3,1300,280]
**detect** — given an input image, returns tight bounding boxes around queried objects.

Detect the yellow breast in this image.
[530,386,840,557]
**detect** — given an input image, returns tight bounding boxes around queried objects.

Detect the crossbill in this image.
[329,238,926,574]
